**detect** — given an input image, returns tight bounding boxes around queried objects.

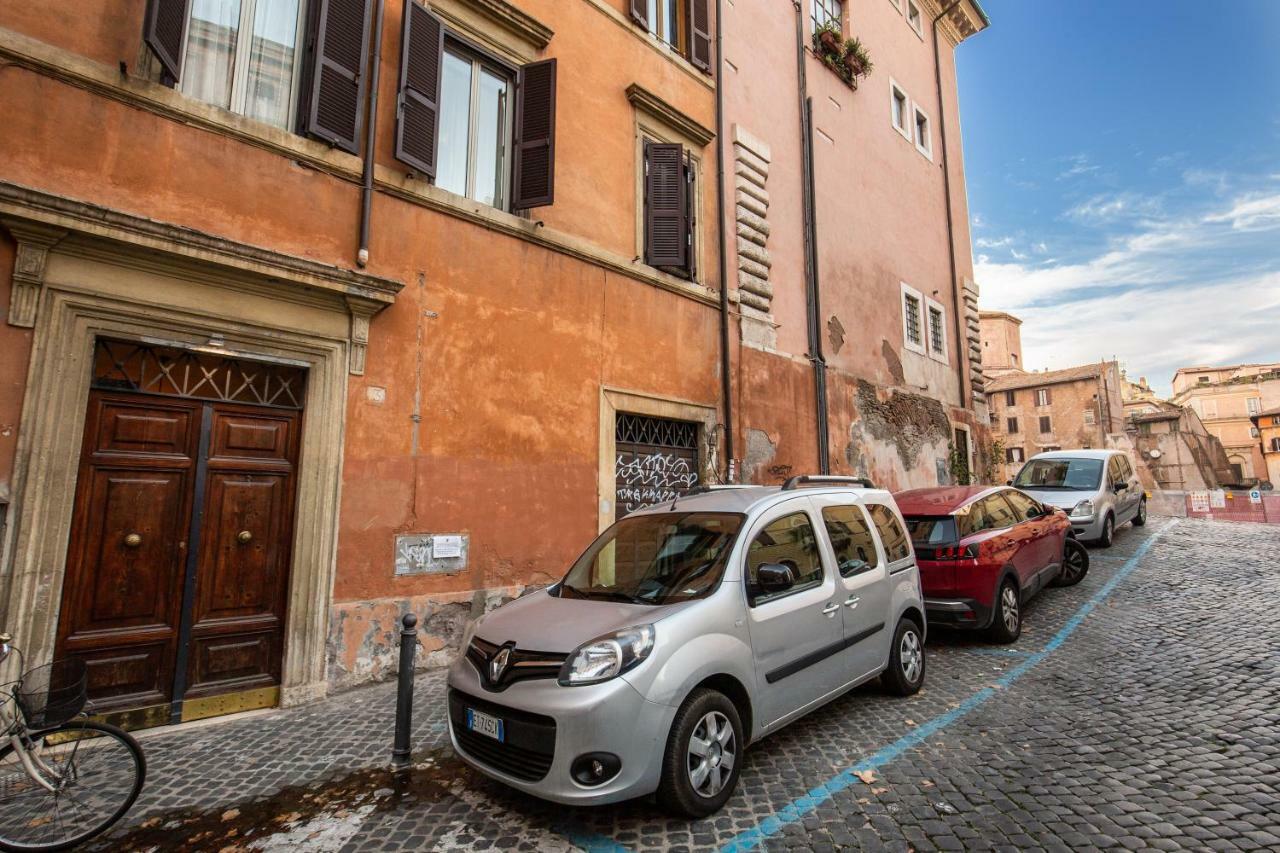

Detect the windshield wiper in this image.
[583,590,645,604]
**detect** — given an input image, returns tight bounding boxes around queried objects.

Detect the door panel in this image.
[743,500,845,728]
[185,405,299,700]
[813,500,891,680]
[57,393,201,713]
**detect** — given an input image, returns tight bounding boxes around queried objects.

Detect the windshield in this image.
[905,516,957,546]
[557,512,744,605]
[1014,458,1103,491]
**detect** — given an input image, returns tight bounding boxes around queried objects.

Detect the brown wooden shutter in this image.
[143,0,191,81]
[689,0,712,72]
[304,0,373,155]
[644,142,688,269]
[630,0,649,27]
[513,59,557,209]
[683,155,696,279]
[394,1,443,177]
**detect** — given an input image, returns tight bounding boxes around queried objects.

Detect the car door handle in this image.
[844,596,860,609]
[821,603,840,616]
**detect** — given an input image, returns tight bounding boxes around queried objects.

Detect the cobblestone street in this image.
[93,517,1280,852]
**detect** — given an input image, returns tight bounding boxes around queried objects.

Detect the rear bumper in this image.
[924,597,992,630]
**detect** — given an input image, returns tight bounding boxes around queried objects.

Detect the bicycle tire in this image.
[0,720,146,852]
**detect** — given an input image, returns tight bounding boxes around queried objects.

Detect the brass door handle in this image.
[237,530,253,544]
[123,533,142,548]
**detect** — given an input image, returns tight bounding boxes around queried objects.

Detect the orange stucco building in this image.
[0,0,990,726]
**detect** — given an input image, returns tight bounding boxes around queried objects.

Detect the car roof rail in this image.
[685,484,753,495]
[780,475,876,491]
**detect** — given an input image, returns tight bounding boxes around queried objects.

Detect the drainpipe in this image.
[931,0,967,409]
[714,0,735,479]
[357,0,387,268]
[794,2,830,474]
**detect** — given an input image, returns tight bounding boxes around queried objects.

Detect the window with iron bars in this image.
[811,0,843,32]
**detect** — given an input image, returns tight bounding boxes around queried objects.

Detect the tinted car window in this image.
[868,504,911,563]
[1014,458,1103,490]
[954,499,991,538]
[559,512,744,605]
[746,512,824,605]
[822,505,880,577]
[1003,490,1041,521]
[981,494,1019,529]
[905,516,958,547]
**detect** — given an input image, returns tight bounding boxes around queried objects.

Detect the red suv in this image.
[895,486,1087,643]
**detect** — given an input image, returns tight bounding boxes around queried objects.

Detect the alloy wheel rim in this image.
[1138,502,1146,522]
[1105,518,1113,542]
[687,711,736,798]
[1062,544,1084,581]
[900,629,923,683]
[1002,586,1019,632]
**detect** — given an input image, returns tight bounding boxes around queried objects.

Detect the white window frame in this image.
[1035,388,1049,407]
[810,0,843,32]
[178,0,309,128]
[1247,397,1261,415]
[925,296,947,364]
[439,41,517,211]
[1250,426,1260,438]
[1270,436,1280,452]
[911,101,933,160]
[887,0,903,11]
[889,78,911,140]
[900,282,925,355]
[905,0,925,38]
[1083,408,1096,425]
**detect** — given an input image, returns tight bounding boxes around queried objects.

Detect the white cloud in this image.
[1204,193,1280,232]
[1058,153,1100,180]
[1065,192,1161,225]
[975,235,1014,249]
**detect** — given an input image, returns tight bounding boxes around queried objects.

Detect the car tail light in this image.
[926,543,978,561]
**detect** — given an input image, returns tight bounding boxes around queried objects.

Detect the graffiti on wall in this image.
[615,451,699,516]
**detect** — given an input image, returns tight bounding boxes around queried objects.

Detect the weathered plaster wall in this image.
[0,235,31,503]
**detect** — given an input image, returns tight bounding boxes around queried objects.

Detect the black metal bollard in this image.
[391,612,418,771]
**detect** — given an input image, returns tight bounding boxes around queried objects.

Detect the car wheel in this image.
[1096,513,1115,548]
[1053,538,1090,587]
[656,688,744,818]
[881,616,926,696]
[1132,498,1147,527]
[987,578,1021,644]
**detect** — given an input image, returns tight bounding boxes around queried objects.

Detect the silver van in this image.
[446,476,927,816]
[1011,449,1146,546]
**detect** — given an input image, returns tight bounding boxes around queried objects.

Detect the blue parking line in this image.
[719,521,1176,853]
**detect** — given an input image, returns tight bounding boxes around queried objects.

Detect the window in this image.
[1270,437,1280,452]
[1107,457,1124,489]
[1035,388,1051,406]
[746,512,824,606]
[630,0,712,71]
[867,505,911,563]
[905,0,924,36]
[1005,390,1016,406]
[1005,446,1025,463]
[1006,416,1019,434]
[979,493,1018,530]
[1003,490,1042,522]
[175,0,307,129]
[889,80,911,139]
[1011,353,1019,365]
[643,141,698,279]
[1198,376,1210,384]
[1251,426,1260,438]
[1273,416,1280,426]
[1248,398,1261,415]
[1039,415,1052,434]
[1083,408,1096,425]
[901,284,925,354]
[912,103,932,159]
[926,298,946,361]
[437,43,515,209]
[1015,458,1102,490]
[811,0,843,32]
[821,506,879,577]
[1137,421,1152,435]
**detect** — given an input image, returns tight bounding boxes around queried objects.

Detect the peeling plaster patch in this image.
[827,315,846,354]
[852,379,951,470]
[881,340,905,385]
[744,428,777,482]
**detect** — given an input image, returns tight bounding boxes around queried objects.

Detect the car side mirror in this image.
[756,563,796,593]
[1114,482,1127,493]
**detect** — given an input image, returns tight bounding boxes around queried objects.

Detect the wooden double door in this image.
[56,389,301,728]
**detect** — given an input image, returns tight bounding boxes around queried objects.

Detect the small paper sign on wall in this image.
[395,533,469,575]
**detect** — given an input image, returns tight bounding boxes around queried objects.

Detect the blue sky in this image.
[955,0,1280,396]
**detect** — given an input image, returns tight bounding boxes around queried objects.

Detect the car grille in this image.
[449,689,556,782]
[466,636,567,691]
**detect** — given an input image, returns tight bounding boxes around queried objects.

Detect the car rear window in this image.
[905,516,957,546]
[867,504,911,563]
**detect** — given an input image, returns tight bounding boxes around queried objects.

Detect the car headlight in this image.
[559,625,655,686]
[1071,500,1094,517]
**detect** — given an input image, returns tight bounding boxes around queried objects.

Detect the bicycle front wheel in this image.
[0,720,145,852]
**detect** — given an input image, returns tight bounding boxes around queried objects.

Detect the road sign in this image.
[1250,489,1262,504]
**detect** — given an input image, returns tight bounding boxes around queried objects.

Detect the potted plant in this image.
[841,37,873,86]
[813,21,843,55]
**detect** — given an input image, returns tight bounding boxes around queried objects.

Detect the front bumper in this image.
[924,597,993,630]
[1067,514,1103,539]
[446,656,676,806]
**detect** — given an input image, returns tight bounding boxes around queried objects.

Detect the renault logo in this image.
[489,646,512,683]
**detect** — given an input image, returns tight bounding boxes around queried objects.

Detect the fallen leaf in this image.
[221,809,240,821]
[872,786,888,795]
[921,780,935,788]
[905,719,916,726]
[855,769,876,784]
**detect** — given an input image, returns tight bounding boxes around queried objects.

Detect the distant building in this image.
[1129,407,1234,491]
[1251,407,1280,487]
[978,311,1024,378]
[1171,363,1280,483]
[986,363,1125,482]
[1120,371,1163,418]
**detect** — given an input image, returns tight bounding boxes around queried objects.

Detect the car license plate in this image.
[465,708,504,742]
